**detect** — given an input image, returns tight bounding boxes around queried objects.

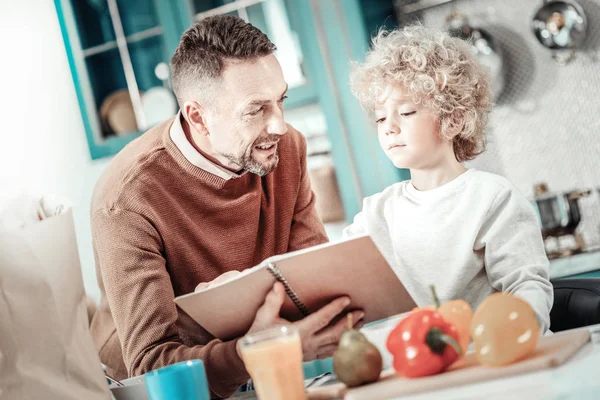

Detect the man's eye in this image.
[278,95,288,103]
[375,117,386,124]
[401,111,416,117]
[248,107,264,116]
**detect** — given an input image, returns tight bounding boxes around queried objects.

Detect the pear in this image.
[333,315,383,387]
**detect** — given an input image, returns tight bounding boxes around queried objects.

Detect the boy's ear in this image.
[446,110,466,139]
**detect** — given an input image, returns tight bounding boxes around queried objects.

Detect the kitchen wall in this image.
[409,0,600,248]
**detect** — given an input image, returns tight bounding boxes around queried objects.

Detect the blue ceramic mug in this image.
[144,360,210,400]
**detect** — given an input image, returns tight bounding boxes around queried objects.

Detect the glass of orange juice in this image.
[240,325,306,400]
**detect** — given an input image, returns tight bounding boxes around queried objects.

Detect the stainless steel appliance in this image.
[532,182,591,258]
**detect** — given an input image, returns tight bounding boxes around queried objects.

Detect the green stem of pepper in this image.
[425,327,462,356]
[429,285,441,309]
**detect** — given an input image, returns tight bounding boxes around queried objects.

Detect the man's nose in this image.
[266,106,288,136]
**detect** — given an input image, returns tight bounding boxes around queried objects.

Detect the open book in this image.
[174,235,416,341]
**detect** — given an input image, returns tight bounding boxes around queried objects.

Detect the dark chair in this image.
[550,278,600,332]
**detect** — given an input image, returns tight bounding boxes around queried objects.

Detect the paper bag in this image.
[0,209,111,400]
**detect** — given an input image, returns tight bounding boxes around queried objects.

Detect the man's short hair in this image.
[170,15,276,106]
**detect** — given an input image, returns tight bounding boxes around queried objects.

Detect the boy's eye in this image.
[401,111,416,117]
[375,117,386,124]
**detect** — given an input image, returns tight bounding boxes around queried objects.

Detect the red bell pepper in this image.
[386,309,462,378]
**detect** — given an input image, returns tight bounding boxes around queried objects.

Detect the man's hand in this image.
[195,270,241,292]
[244,282,364,360]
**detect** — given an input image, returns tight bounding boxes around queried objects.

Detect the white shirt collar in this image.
[169,111,245,180]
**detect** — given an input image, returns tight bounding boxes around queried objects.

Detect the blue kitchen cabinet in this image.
[54,0,191,160]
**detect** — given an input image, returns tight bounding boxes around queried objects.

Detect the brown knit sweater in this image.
[89,117,328,398]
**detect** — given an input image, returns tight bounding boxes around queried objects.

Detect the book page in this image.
[261,234,368,265]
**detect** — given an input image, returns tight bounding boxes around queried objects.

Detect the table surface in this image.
[549,249,600,279]
[228,324,600,400]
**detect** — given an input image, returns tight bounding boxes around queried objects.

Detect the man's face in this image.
[202,54,289,176]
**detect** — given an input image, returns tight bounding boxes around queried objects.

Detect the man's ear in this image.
[182,101,209,136]
[446,109,466,139]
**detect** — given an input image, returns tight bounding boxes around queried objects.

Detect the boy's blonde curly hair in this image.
[350,24,492,162]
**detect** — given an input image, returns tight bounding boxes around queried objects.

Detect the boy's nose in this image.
[384,121,400,135]
[381,114,400,135]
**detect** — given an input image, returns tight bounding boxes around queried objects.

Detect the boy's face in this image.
[374,85,454,169]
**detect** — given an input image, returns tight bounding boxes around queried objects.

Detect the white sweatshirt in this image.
[343,169,553,332]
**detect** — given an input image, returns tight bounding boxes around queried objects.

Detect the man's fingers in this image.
[247,283,292,335]
[353,317,366,330]
[298,296,351,335]
[313,310,364,347]
[315,344,339,360]
[212,270,241,285]
[195,282,209,292]
[254,282,285,323]
[195,270,241,292]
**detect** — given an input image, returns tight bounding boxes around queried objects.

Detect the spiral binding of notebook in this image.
[266,262,310,316]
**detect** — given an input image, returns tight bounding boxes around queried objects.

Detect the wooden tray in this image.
[307,328,590,400]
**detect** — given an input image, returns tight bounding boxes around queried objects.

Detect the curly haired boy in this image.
[344,25,553,332]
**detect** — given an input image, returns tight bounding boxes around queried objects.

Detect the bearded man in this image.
[89,15,361,399]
